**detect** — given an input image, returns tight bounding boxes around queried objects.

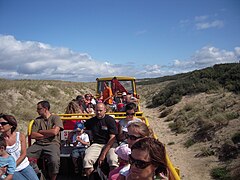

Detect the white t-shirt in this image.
[72,132,89,148]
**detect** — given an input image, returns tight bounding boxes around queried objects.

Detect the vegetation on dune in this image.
[140,63,240,107]
[138,63,240,179]
[0,79,95,132]
[1,63,239,179]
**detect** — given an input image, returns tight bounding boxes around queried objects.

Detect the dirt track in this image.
[142,104,219,180]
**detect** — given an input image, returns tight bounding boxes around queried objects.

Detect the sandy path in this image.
[142,105,219,180]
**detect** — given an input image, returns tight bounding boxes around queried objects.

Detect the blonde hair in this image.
[127,121,154,138]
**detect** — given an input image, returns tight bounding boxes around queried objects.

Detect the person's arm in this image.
[117,122,125,141]
[38,126,61,138]
[16,133,28,167]
[31,126,61,139]
[76,135,90,146]
[98,134,116,166]
[4,174,13,180]
[5,156,16,180]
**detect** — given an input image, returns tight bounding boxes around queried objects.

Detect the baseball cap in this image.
[74,122,84,131]
[122,92,127,96]
[114,144,131,161]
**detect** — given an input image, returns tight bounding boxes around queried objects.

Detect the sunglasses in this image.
[0,122,9,126]
[126,112,135,116]
[129,154,152,169]
[125,134,142,141]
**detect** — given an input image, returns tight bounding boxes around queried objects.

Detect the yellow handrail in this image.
[27,114,181,179]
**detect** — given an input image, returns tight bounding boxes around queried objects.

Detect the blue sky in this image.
[0,0,239,81]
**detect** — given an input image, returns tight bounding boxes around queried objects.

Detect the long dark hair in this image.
[131,137,168,176]
[0,114,17,133]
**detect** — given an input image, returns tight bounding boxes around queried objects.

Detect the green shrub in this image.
[231,132,240,144]
[184,139,196,148]
[167,142,175,145]
[225,112,239,120]
[210,167,231,180]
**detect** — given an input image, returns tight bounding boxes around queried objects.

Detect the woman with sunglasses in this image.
[118,103,142,144]
[127,137,168,180]
[0,114,39,180]
[119,121,154,180]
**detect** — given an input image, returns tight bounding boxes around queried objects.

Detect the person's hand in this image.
[98,153,106,166]
[76,136,81,142]
[0,167,7,176]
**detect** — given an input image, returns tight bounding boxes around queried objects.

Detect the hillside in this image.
[0,63,239,179]
[0,79,96,131]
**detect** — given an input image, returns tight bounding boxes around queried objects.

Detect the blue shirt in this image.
[0,155,16,178]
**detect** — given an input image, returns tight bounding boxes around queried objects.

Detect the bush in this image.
[210,167,231,180]
[184,139,196,148]
[231,132,240,144]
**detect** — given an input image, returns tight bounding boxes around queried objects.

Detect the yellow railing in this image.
[27,113,181,179]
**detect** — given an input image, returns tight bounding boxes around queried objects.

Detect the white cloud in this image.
[172,46,239,70]
[135,30,147,36]
[0,35,239,81]
[196,20,224,30]
[195,15,208,21]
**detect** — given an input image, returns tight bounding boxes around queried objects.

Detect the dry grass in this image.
[0,79,95,132]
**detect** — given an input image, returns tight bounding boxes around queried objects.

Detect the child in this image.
[108,144,131,180]
[0,136,16,180]
[70,122,90,174]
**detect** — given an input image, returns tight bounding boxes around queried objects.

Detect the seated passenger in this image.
[27,101,63,180]
[119,122,154,180]
[86,103,95,114]
[76,95,87,113]
[84,94,91,107]
[118,103,142,143]
[127,137,168,180]
[70,122,90,174]
[0,135,16,180]
[83,103,118,177]
[108,144,131,180]
[64,99,82,130]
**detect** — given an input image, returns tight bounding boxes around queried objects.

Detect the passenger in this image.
[119,121,154,180]
[0,135,16,180]
[127,137,168,180]
[0,114,38,180]
[86,103,95,114]
[83,103,118,177]
[118,103,142,144]
[64,99,82,130]
[126,92,138,105]
[76,95,87,113]
[84,94,91,107]
[27,100,64,180]
[89,94,97,106]
[108,144,131,180]
[97,92,104,103]
[103,81,114,106]
[122,92,128,104]
[70,122,90,174]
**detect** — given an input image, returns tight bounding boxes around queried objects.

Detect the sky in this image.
[0,0,239,82]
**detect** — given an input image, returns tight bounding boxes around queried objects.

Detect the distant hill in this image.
[0,63,239,179]
[0,79,95,131]
[138,63,240,107]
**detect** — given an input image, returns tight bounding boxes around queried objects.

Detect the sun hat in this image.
[114,144,131,161]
